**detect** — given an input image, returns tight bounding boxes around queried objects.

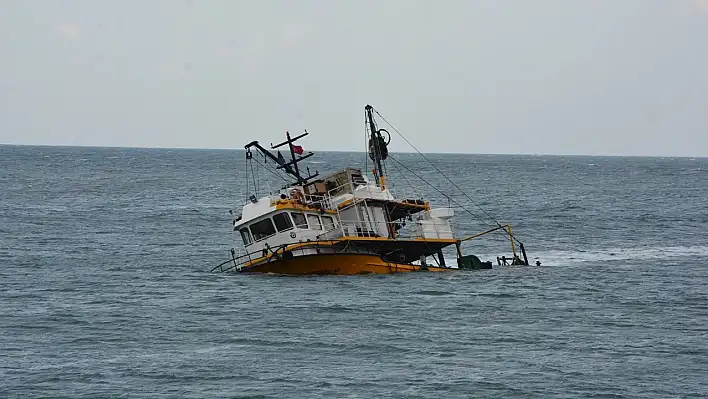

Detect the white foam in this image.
[430,245,708,268]
[513,245,708,266]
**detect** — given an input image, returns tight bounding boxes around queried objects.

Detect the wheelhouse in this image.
[236,209,340,248]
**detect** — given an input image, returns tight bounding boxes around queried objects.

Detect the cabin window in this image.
[240,227,253,246]
[291,212,308,228]
[250,218,276,241]
[322,215,335,231]
[307,214,322,230]
[273,213,294,232]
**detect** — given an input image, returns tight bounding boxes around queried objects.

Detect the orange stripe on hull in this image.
[240,253,451,275]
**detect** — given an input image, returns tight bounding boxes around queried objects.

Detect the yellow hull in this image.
[239,253,451,275]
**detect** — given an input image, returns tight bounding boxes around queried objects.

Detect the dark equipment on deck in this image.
[457,254,493,270]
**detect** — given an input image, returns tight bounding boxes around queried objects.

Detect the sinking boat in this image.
[213,105,530,275]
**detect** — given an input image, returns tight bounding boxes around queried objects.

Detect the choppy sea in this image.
[1,145,706,398]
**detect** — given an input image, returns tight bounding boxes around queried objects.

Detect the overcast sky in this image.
[1,0,707,156]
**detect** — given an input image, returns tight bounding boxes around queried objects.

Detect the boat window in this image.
[250,218,276,241]
[239,227,253,246]
[322,215,335,231]
[307,214,322,230]
[273,213,294,232]
[291,212,308,228]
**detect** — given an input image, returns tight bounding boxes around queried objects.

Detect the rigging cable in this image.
[243,152,249,204]
[374,109,501,226]
[386,153,424,201]
[364,111,369,177]
[387,153,515,244]
[249,155,258,198]
[263,165,290,184]
[373,109,524,243]
[387,154,488,227]
[261,152,273,194]
[377,112,524,244]
[260,152,290,184]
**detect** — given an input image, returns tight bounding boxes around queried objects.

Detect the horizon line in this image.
[0,142,706,159]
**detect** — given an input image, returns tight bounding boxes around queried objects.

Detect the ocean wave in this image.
[457,245,708,267]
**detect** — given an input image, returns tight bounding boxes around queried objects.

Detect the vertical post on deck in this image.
[437,249,446,267]
[507,225,517,257]
[230,248,237,270]
[520,243,529,266]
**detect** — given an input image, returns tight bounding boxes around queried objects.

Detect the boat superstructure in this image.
[213,105,530,275]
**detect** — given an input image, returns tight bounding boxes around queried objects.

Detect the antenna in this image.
[246,131,319,185]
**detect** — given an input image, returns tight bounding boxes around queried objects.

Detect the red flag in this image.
[292,145,304,155]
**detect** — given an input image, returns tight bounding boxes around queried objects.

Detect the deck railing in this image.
[214,215,455,273]
[212,238,391,273]
[301,180,426,212]
[316,218,453,241]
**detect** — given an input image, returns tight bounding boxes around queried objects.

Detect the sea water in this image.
[1,146,706,397]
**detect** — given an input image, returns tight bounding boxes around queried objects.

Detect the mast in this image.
[245,131,318,186]
[285,132,302,184]
[365,104,388,187]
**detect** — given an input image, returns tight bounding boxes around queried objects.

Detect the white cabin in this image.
[232,167,455,258]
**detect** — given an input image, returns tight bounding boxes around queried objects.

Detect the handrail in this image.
[219,217,453,272]
[210,233,460,273]
[237,177,427,215]
[335,218,453,240]
[210,246,274,272]
[211,258,235,273]
[266,243,291,263]
[303,180,426,211]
